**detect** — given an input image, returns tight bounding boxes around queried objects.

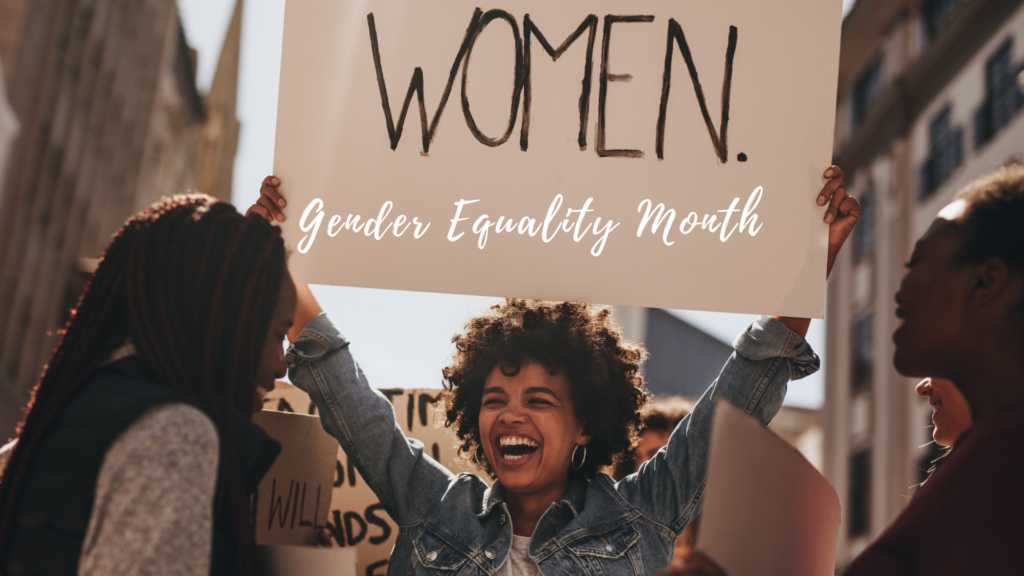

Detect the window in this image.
[919,106,962,199]
[853,189,875,261]
[851,57,883,128]
[974,39,1023,148]
[851,313,873,391]
[848,449,872,538]
[920,0,960,44]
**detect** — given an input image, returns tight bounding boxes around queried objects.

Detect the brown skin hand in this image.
[775,165,860,337]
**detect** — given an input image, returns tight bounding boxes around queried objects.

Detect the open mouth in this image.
[498,436,539,462]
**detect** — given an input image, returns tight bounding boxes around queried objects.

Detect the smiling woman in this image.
[252,166,858,576]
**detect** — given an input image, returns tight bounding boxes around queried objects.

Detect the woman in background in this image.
[915,377,971,448]
[672,165,1024,576]
[0,196,295,576]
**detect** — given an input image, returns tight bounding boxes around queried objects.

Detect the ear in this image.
[965,258,1018,311]
[575,425,592,446]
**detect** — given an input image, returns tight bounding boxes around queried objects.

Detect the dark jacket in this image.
[3,355,280,576]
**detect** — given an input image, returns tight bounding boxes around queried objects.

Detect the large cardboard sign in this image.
[274,0,841,317]
[698,400,840,576]
[263,384,480,576]
[253,410,339,546]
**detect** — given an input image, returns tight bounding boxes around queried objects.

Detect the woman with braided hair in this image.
[0,195,297,576]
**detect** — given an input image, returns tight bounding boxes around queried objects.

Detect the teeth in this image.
[499,436,539,447]
[504,454,525,461]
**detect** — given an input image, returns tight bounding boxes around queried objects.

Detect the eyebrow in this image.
[524,387,559,399]
[482,387,506,396]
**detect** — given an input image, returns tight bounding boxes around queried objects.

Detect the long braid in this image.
[0,195,286,576]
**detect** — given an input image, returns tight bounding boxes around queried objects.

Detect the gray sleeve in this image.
[78,403,220,576]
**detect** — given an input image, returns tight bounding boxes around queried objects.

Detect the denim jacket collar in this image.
[476,472,587,520]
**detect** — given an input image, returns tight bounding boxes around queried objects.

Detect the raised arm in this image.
[248,177,456,526]
[615,316,819,533]
[286,311,457,526]
[617,165,858,535]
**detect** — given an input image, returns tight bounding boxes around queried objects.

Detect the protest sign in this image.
[253,410,339,546]
[259,546,357,576]
[274,0,842,317]
[263,383,479,576]
[698,400,841,576]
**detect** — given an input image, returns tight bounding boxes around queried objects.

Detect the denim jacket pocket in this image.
[567,523,640,559]
[412,527,472,572]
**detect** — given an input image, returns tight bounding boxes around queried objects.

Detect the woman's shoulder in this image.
[102,402,219,478]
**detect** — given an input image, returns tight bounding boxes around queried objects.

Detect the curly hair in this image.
[441,299,649,479]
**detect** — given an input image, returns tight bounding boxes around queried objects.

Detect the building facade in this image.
[0,0,243,441]
[824,0,1024,569]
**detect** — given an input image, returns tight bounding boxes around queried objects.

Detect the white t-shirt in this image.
[494,534,543,576]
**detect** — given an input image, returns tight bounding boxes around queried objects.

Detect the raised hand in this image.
[246,176,287,223]
[816,165,860,277]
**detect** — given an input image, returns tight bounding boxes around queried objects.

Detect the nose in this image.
[915,378,932,398]
[273,353,287,381]
[498,402,525,424]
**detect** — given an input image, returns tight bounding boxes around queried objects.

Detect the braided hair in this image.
[0,195,286,576]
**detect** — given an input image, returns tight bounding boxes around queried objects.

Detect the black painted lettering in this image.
[267,479,295,530]
[520,14,598,150]
[327,510,346,546]
[334,460,344,488]
[656,21,737,162]
[367,10,483,153]
[344,511,369,546]
[276,398,294,413]
[366,560,389,576]
[418,392,441,426]
[365,503,393,545]
[596,15,654,158]
[460,10,524,147]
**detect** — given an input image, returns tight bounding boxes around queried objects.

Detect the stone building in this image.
[823,0,1024,569]
[0,0,244,440]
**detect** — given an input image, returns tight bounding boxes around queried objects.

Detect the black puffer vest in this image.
[3,356,281,576]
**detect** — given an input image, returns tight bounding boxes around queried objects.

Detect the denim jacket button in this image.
[485,549,496,559]
[605,544,614,552]
[426,551,438,562]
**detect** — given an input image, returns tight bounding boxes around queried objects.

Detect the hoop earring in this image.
[571,444,587,471]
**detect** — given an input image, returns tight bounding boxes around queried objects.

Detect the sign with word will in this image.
[274,0,841,317]
[253,410,339,546]
[262,383,481,576]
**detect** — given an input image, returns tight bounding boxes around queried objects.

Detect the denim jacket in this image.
[286,313,819,576]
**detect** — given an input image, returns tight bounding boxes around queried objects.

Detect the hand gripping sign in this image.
[274,0,841,317]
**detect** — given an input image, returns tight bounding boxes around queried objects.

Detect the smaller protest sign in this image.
[697,400,840,576]
[253,410,339,546]
[258,546,357,576]
[262,382,480,576]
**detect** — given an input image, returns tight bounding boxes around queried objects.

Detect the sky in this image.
[175,0,854,409]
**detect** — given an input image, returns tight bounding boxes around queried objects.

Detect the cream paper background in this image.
[274,0,841,317]
[698,400,841,576]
